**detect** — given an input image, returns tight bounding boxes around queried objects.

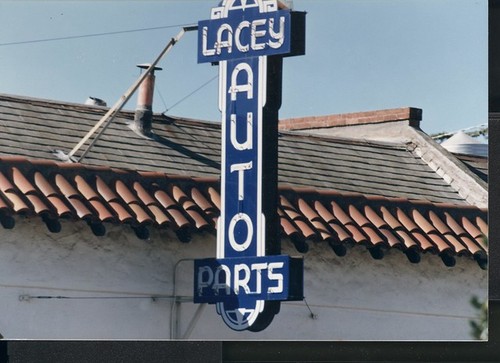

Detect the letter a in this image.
[229,63,254,101]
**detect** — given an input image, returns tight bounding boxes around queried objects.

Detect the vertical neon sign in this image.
[195,0,305,332]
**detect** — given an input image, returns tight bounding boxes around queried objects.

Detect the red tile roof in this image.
[0,156,487,269]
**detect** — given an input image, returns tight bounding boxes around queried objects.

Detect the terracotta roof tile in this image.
[0,171,30,212]
[297,198,331,241]
[133,183,171,226]
[191,187,218,226]
[314,200,354,244]
[34,172,72,217]
[280,195,317,240]
[154,189,191,229]
[0,156,488,269]
[363,206,401,248]
[330,201,368,245]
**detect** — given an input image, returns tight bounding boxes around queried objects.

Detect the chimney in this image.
[134,64,162,135]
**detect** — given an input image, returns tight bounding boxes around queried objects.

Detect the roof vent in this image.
[84,97,107,107]
[132,64,162,136]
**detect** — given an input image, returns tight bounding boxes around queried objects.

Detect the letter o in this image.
[228,213,253,252]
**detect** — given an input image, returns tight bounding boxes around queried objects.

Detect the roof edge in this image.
[405,128,488,208]
[279,107,422,131]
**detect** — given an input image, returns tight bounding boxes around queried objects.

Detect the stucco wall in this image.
[0,217,487,340]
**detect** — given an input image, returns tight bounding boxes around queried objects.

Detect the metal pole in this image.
[67,25,198,162]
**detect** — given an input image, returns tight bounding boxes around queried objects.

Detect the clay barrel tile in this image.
[379,207,419,248]
[115,180,139,204]
[0,172,29,212]
[396,208,419,232]
[461,216,484,240]
[343,224,368,245]
[164,207,191,229]
[95,176,119,202]
[377,229,402,248]
[128,204,153,225]
[314,201,351,242]
[0,172,15,193]
[186,210,210,230]
[10,167,50,214]
[74,175,100,201]
[428,211,452,234]
[168,186,209,228]
[133,182,157,206]
[154,190,190,228]
[475,216,488,238]
[411,209,452,252]
[280,197,317,239]
[298,199,331,240]
[147,205,171,226]
[364,206,401,247]
[191,187,216,214]
[278,207,302,237]
[171,186,199,220]
[280,196,302,220]
[364,206,388,229]
[55,174,80,199]
[4,193,29,213]
[72,176,114,221]
[87,200,114,222]
[34,172,58,197]
[330,202,367,244]
[207,187,221,210]
[298,198,321,222]
[154,190,177,209]
[379,206,404,229]
[394,209,434,251]
[292,219,317,240]
[349,205,371,227]
[426,233,453,254]
[132,182,171,224]
[428,211,470,254]
[314,201,336,224]
[0,195,9,210]
[25,195,50,215]
[443,212,467,236]
[348,205,385,246]
[65,198,93,219]
[107,201,134,223]
[330,201,353,225]
[409,231,435,252]
[360,226,384,246]
[47,196,72,217]
[32,172,72,216]
[12,167,36,194]
[411,209,436,234]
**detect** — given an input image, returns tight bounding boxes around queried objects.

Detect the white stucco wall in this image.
[0,217,487,340]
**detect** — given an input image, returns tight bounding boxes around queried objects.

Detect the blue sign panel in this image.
[198,9,292,63]
[195,0,305,332]
[194,255,300,304]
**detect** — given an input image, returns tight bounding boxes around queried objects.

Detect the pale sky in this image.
[0,0,488,135]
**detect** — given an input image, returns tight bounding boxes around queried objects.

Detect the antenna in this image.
[65,25,198,163]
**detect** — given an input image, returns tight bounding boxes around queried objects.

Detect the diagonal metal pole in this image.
[67,25,198,163]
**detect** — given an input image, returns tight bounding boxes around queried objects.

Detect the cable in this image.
[0,23,194,47]
[163,74,218,113]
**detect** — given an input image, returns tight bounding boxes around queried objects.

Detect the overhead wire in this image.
[162,74,218,114]
[0,23,195,47]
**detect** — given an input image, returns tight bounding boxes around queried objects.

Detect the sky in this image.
[0,0,488,135]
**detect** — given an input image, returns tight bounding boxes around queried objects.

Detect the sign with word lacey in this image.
[195,0,306,332]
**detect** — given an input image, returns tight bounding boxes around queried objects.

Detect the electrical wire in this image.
[163,74,218,113]
[0,23,194,47]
